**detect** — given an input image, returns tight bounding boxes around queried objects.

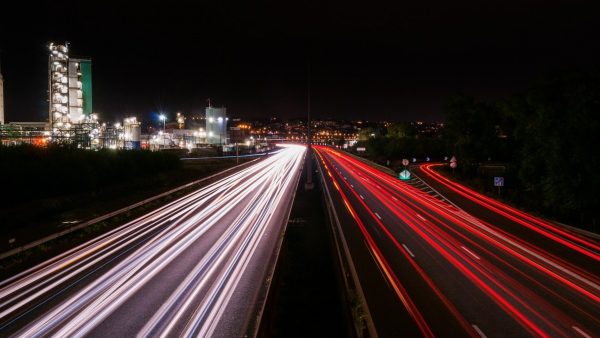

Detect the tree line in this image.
[352,69,600,226]
[0,145,182,205]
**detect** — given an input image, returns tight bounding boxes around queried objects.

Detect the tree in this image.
[386,122,415,139]
[504,70,600,216]
[441,93,499,173]
[358,127,379,141]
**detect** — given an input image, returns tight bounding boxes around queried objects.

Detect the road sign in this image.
[450,162,457,169]
[399,170,411,180]
[426,157,430,162]
[357,147,366,152]
[402,159,409,166]
[494,177,504,186]
[412,158,417,162]
[444,156,448,161]
[450,156,457,163]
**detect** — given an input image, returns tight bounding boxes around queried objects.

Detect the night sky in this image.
[2,1,599,125]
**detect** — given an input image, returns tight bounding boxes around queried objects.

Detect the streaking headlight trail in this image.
[0,145,305,338]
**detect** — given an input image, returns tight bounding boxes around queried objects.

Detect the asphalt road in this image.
[0,145,305,338]
[314,146,600,338]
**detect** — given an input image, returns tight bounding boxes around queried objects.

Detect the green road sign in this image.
[399,170,411,180]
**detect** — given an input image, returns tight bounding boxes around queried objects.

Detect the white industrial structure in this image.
[0,51,4,125]
[48,42,96,141]
[123,117,141,149]
[206,104,227,145]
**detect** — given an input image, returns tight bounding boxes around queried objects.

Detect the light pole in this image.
[159,115,166,149]
[305,67,314,190]
[159,115,166,132]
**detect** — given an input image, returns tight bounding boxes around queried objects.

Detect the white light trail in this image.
[0,145,305,338]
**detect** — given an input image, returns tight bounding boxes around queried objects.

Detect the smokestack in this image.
[0,50,5,125]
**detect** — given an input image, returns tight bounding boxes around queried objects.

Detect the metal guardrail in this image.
[315,151,379,338]
[0,158,261,261]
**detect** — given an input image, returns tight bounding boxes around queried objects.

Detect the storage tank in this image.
[205,105,227,145]
[123,117,141,149]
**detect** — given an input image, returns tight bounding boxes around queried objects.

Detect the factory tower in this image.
[0,50,4,125]
[48,42,93,137]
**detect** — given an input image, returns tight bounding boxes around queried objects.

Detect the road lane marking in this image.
[472,325,487,338]
[375,213,381,220]
[461,246,480,260]
[364,241,391,290]
[573,326,592,338]
[416,214,426,222]
[344,177,347,180]
[351,185,354,187]
[360,195,364,199]
[402,244,415,257]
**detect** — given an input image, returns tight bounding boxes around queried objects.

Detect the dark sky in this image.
[2,1,599,124]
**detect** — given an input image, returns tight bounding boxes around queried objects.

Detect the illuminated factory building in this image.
[48,42,95,139]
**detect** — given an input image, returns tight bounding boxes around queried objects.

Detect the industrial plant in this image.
[1,42,101,148]
[0,42,268,155]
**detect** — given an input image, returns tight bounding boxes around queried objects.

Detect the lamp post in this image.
[159,115,166,149]
[305,67,314,190]
[159,115,166,132]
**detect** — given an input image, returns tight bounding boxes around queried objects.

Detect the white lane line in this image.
[472,325,487,338]
[375,213,381,220]
[344,177,347,180]
[364,241,391,289]
[360,195,364,199]
[392,197,398,201]
[462,246,480,260]
[351,185,354,187]
[402,244,415,257]
[416,214,426,222]
[573,326,592,338]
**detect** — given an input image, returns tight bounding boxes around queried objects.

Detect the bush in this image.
[0,145,181,205]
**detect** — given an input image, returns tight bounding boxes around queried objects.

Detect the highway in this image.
[0,145,305,338]
[314,146,600,338]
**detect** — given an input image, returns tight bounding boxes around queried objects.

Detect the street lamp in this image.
[160,115,166,132]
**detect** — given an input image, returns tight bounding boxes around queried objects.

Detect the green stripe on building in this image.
[81,60,92,115]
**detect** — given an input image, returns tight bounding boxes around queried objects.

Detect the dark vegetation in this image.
[352,69,600,229]
[0,144,181,205]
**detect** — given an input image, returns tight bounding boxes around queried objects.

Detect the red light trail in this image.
[315,146,600,338]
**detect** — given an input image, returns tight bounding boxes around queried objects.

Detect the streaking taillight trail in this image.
[315,146,600,338]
